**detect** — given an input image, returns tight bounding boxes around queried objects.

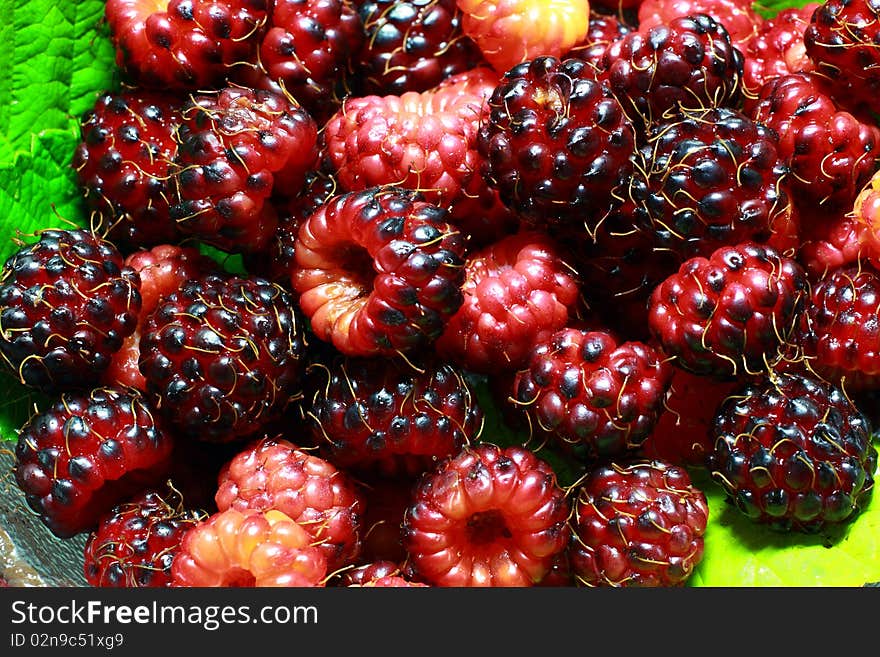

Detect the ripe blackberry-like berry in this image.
[354,0,483,96]
[73,90,183,250]
[478,56,636,230]
[402,442,571,586]
[570,459,709,587]
[637,0,762,48]
[511,327,673,461]
[170,86,319,254]
[564,10,634,68]
[597,14,744,126]
[215,436,366,570]
[648,242,809,379]
[14,386,175,538]
[83,485,204,588]
[0,228,141,394]
[292,187,466,357]
[139,272,307,443]
[303,355,483,478]
[634,107,791,260]
[708,372,877,533]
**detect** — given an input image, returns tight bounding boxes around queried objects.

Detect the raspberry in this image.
[169,86,319,254]
[350,575,429,586]
[402,442,571,586]
[570,459,709,587]
[637,0,761,48]
[747,73,880,211]
[105,0,270,89]
[338,560,404,585]
[634,107,791,260]
[103,244,221,391]
[564,11,635,68]
[456,0,591,73]
[797,206,868,280]
[13,386,175,538]
[354,0,483,96]
[478,56,636,231]
[850,166,880,266]
[0,228,141,394]
[215,436,365,570]
[511,328,673,461]
[741,4,817,100]
[797,263,880,392]
[304,355,482,477]
[434,230,581,375]
[648,242,809,379]
[708,372,877,532]
[83,485,203,587]
[597,14,745,127]
[291,187,466,357]
[139,272,307,443]
[171,508,328,586]
[72,90,183,250]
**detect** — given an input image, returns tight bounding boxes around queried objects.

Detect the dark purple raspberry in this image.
[0,229,141,394]
[708,372,877,533]
[648,241,809,380]
[139,272,307,443]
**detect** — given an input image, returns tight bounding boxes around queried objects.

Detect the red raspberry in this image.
[564,11,635,68]
[215,436,365,570]
[434,230,581,375]
[570,460,709,587]
[0,229,141,394]
[850,167,880,267]
[597,14,744,126]
[13,386,175,538]
[797,205,868,280]
[402,442,571,586]
[350,575,429,586]
[83,485,203,588]
[747,73,880,212]
[337,560,404,585]
[456,0,591,73]
[511,328,673,461]
[354,0,483,96]
[637,0,761,48]
[478,56,636,231]
[708,372,877,532]
[103,244,221,391]
[741,4,817,100]
[170,86,319,254]
[104,0,270,89]
[171,508,328,586]
[634,107,791,260]
[72,91,183,250]
[304,355,483,477]
[648,242,809,379]
[139,272,307,443]
[292,188,466,357]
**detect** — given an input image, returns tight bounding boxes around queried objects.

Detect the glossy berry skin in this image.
[708,372,877,533]
[570,460,709,587]
[747,72,880,211]
[0,229,141,394]
[851,168,880,266]
[598,14,744,126]
[170,87,319,254]
[798,263,880,391]
[73,91,183,250]
[215,436,365,570]
[292,188,466,357]
[14,386,174,539]
[402,442,571,587]
[637,0,761,48]
[635,107,791,260]
[649,242,808,380]
[171,508,328,586]
[434,230,581,375]
[478,56,636,230]
[564,11,635,67]
[139,273,307,443]
[354,0,482,96]
[512,328,673,461]
[304,355,483,478]
[83,487,203,588]
[797,206,868,280]
[105,0,270,89]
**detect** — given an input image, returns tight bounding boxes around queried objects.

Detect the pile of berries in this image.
[3,0,880,588]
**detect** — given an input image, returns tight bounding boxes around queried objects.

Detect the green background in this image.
[0,0,877,587]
